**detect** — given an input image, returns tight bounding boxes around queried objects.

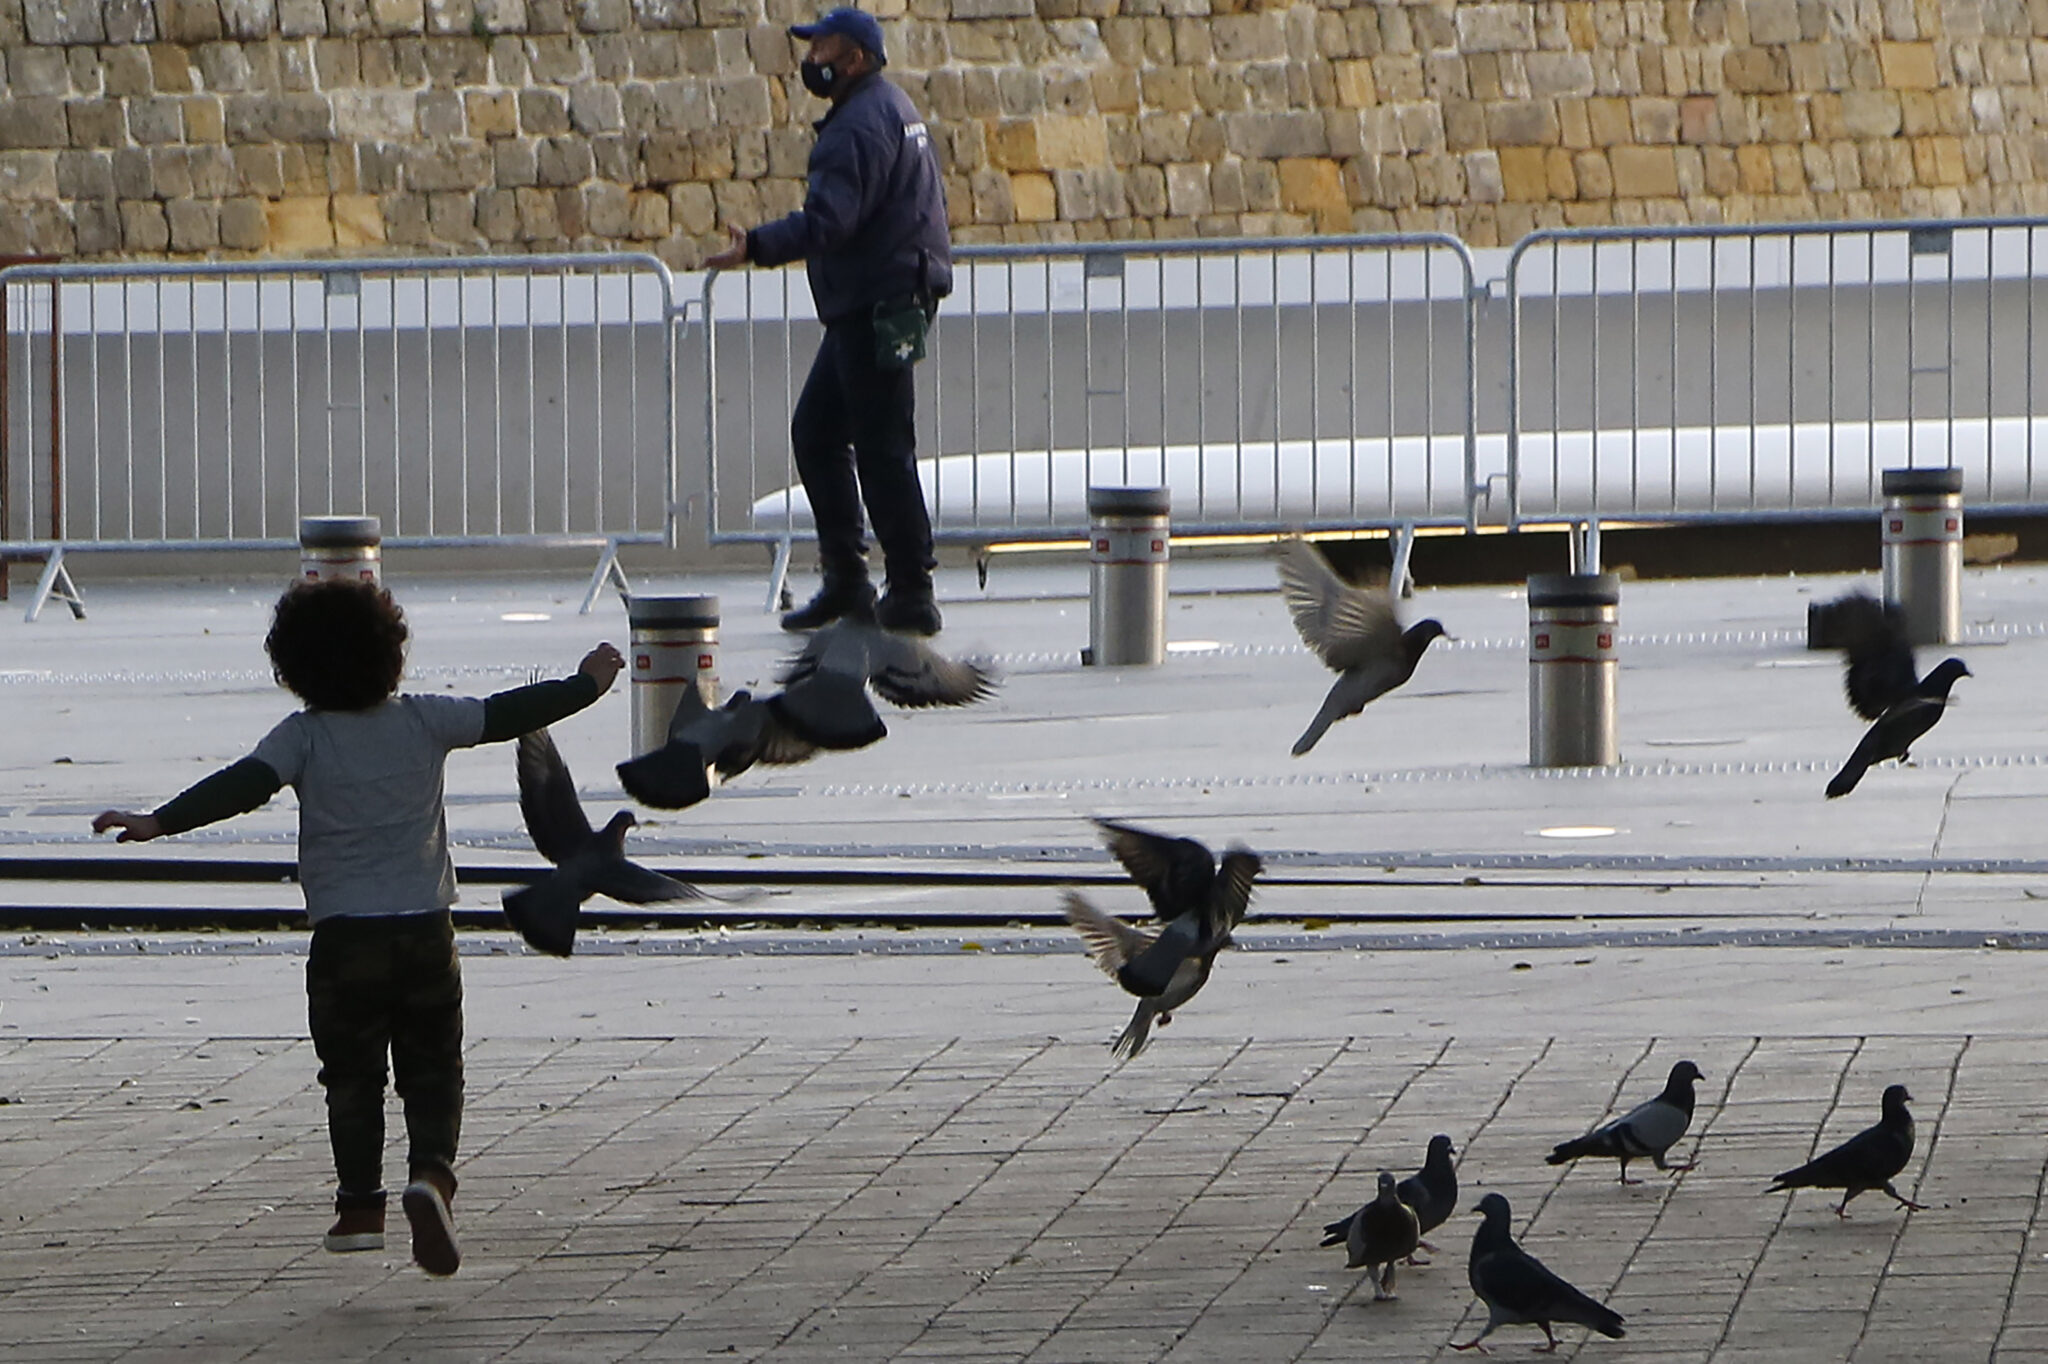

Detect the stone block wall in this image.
[0,0,2042,262]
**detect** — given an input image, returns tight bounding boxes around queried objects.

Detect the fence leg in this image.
[578,537,632,615]
[1388,522,1417,599]
[764,535,793,615]
[1568,518,1602,573]
[26,547,84,623]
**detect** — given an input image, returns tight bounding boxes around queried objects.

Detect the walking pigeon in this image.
[771,608,997,752]
[1767,1083,1925,1217]
[504,727,703,956]
[614,686,817,810]
[1547,1060,1705,1185]
[1451,1192,1626,1353]
[1819,590,1970,798]
[1275,537,1447,756]
[1324,1134,1458,1263]
[1343,1171,1421,1301]
[1061,819,1263,1060]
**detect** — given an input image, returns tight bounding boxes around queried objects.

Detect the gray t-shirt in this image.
[251,694,488,923]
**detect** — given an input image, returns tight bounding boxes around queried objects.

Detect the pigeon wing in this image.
[1061,890,1158,978]
[1205,848,1263,933]
[746,701,822,767]
[516,728,595,866]
[1477,1243,1609,1328]
[1092,817,1214,919]
[1832,590,1919,720]
[584,857,706,905]
[1610,1094,1691,1158]
[1276,538,1402,673]
[869,635,998,709]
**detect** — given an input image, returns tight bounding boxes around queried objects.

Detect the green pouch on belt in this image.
[872,296,930,369]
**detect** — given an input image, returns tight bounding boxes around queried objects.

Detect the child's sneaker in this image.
[323,1200,386,1253]
[402,1171,461,1277]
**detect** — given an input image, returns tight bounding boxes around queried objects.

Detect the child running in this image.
[92,578,624,1277]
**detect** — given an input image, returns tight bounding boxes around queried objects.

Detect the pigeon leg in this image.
[1883,1183,1928,1212]
[1403,1250,1433,1267]
[1616,1158,1639,1186]
[1447,1337,1493,1354]
[1655,1152,1698,1173]
[1380,1261,1398,1299]
[1534,1323,1563,1353]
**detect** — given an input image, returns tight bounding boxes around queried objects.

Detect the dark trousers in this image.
[306,911,464,1205]
[791,314,936,590]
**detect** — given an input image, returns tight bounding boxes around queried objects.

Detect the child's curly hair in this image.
[265,579,409,711]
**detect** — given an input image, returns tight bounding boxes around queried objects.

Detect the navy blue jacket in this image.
[747,72,952,326]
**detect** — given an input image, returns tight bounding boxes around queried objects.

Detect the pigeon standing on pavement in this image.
[614,686,817,810]
[1819,590,1970,798]
[1767,1083,1925,1217]
[1547,1060,1706,1185]
[1275,537,1447,756]
[504,727,704,956]
[1451,1192,1626,1353]
[1061,819,1263,1060]
[1322,1134,1458,1264]
[771,607,997,752]
[1342,1171,1420,1301]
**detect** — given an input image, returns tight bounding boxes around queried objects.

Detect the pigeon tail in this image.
[1826,752,1871,799]
[502,875,582,957]
[1290,687,1349,756]
[1318,1216,1352,1248]
[1545,1134,1605,1166]
[616,741,712,810]
[1111,1002,1157,1061]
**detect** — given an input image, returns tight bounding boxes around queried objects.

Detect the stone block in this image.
[167,197,222,251]
[1609,144,1678,195]
[101,0,160,42]
[668,179,715,232]
[1914,134,1968,183]
[1277,154,1346,228]
[65,101,125,148]
[1224,111,1326,158]
[1007,170,1053,221]
[1723,46,1790,92]
[1124,163,1166,216]
[27,0,104,42]
[1525,50,1595,99]
[712,75,771,127]
[161,0,225,42]
[0,99,62,150]
[120,198,170,252]
[1842,89,1903,138]
[74,198,123,254]
[1164,159,1208,215]
[1880,41,1939,87]
[1573,148,1613,197]
[535,135,594,185]
[1486,100,1560,146]
[519,89,572,136]
[1034,114,1108,168]
[279,0,328,34]
[11,48,69,98]
[417,90,465,138]
[569,82,625,134]
[1211,12,1286,61]
[1735,141,1775,192]
[1497,144,1546,199]
[219,0,278,39]
[514,184,559,239]
[0,150,54,203]
[1455,3,1533,52]
[1748,0,1801,44]
[1333,59,1376,108]
[369,0,425,33]
[1631,97,1680,143]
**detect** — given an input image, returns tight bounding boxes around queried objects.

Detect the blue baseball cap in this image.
[790,6,886,64]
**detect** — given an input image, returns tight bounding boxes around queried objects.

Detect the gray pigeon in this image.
[504,727,703,956]
[1345,1171,1420,1301]
[1324,1134,1458,1263]
[1452,1192,1625,1353]
[1767,1083,1924,1218]
[772,609,997,751]
[1546,1060,1704,1184]
[615,686,817,810]
[1061,819,1263,1060]
[1276,538,1447,756]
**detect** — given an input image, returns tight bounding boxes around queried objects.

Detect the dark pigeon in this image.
[503,727,703,957]
[1767,1083,1925,1218]
[615,686,818,810]
[1276,538,1447,756]
[1451,1192,1626,1353]
[1820,590,1970,798]
[1547,1060,1705,1185]
[1062,819,1262,1060]
[1345,1171,1420,1301]
[771,609,997,752]
[1323,1134,1458,1264]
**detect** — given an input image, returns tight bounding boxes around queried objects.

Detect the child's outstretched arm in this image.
[478,643,625,743]
[93,757,286,842]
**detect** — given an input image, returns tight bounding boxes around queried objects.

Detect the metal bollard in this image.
[298,515,381,583]
[1528,572,1620,768]
[1085,486,1169,667]
[1880,466,1962,646]
[628,594,719,757]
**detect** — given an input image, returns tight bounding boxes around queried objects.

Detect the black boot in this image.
[876,579,942,636]
[781,573,875,632]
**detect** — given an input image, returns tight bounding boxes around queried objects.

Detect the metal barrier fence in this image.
[702,233,1483,598]
[0,253,686,620]
[1505,218,2048,528]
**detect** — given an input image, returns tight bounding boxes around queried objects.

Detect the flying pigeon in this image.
[771,608,997,752]
[1546,1060,1705,1185]
[615,686,818,810]
[1451,1192,1626,1353]
[503,727,704,956]
[1767,1083,1925,1217]
[1819,590,1970,798]
[1061,819,1263,1060]
[1275,537,1447,756]
[1324,1134,1458,1263]
[1342,1171,1420,1301]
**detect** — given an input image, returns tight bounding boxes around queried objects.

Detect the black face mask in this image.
[799,59,838,98]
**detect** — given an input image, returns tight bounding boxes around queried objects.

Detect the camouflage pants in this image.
[306,911,463,1204]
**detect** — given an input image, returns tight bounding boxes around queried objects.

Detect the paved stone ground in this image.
[6,560,2048,1361]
